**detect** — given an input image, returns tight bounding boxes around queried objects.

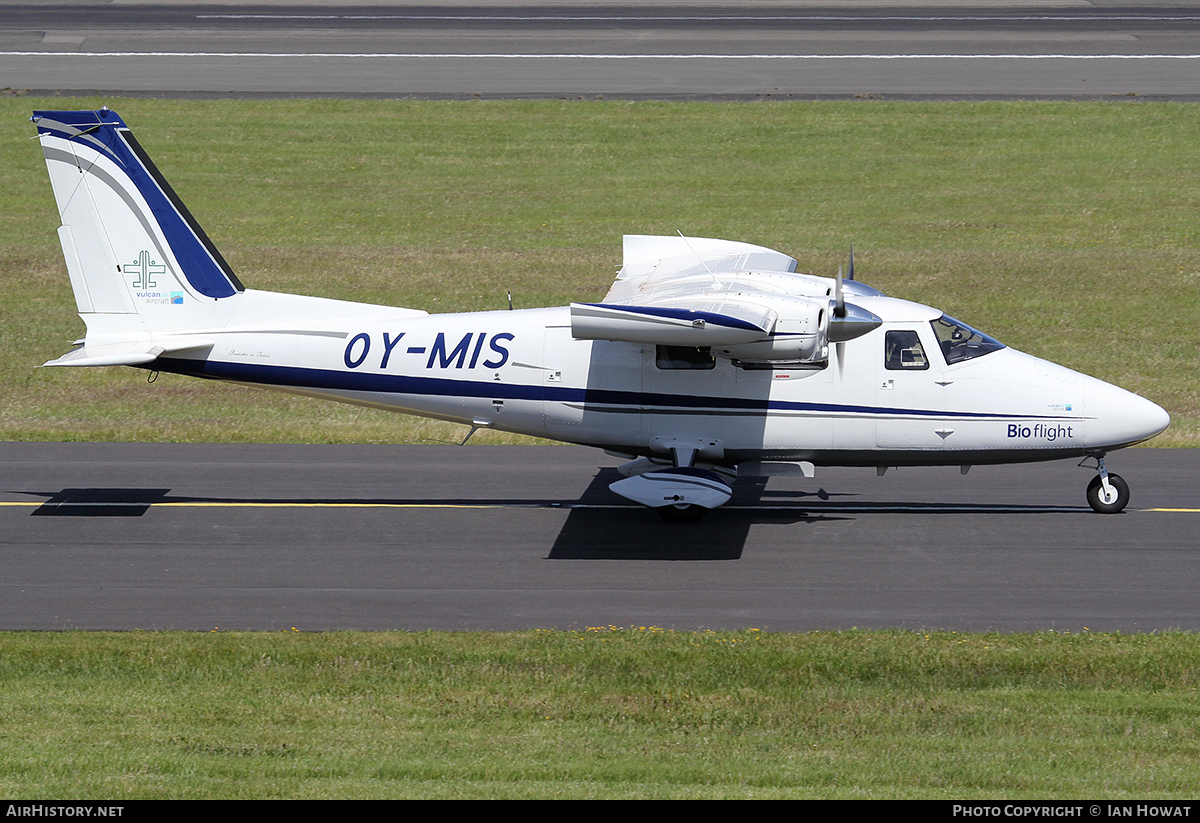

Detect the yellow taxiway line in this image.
[2,501,1198,511]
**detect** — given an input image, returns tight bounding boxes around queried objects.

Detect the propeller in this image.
[833,246,855,318]
[834,264,846,318]
[833,258,847,379]
[829,246,882,344]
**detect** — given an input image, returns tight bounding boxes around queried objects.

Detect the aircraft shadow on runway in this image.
[546,470,850,560]
[18,475,1091,563]
[544,469,1098,560]
[28,488,170,517]
[15,481,840,561]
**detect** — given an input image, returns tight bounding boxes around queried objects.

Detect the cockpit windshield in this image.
[929,315,1006,365]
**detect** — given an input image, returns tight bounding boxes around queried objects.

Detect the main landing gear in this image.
[1083,452,1130,514]
[607,442,733,523]
[656,494,711,523]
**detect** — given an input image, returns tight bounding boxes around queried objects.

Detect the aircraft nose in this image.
[1086,379,1170,448]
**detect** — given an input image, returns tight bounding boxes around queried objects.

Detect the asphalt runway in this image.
[7,4,1198,633]
[4,1,1200,98]
[1,442,1196,632]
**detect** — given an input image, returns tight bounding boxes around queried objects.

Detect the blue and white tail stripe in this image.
[32,108,242,301]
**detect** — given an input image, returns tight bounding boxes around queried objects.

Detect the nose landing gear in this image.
[1083,453,1130,514]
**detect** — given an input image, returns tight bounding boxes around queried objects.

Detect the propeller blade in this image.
[848,244,855,281]
[834,264,846,318]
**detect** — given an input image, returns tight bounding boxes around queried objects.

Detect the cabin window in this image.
[929,315,1006,365]
[656,345,716,370]
[884,330,928,370]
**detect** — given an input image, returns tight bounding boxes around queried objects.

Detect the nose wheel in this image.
[1087,474,1129,513]
[1084,453,1130,513]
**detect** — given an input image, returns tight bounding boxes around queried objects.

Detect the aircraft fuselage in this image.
[149,293,1166,469]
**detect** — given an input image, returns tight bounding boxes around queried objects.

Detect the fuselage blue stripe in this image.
[154,357,1088,422]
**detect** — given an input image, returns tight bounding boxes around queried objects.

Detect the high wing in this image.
[604,234,802,302]
[570,234,883,365]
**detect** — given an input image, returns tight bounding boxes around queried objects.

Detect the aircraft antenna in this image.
[507,289,513,311]
[676,230,722,288]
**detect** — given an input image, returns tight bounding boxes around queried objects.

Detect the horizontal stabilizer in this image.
[42,338,214,368]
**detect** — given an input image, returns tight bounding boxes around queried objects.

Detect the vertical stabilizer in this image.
[32,108,243,337]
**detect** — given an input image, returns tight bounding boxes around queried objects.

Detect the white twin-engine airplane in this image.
[33,108,1170,521]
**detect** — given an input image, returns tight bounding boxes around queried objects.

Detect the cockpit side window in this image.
[884,330,928,370]
[930,315,1006,365]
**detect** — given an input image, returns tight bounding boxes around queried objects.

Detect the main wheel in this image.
[1086,473,1129,514]
[656,504,708,523]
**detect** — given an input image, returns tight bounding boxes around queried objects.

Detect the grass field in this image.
[4,98,1199,799]
[0,629,1197,799]
[3,97,1198,445]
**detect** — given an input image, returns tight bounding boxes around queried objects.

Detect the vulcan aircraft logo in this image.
[126,250,166,289]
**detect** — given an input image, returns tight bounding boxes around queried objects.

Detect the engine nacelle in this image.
[573,288,881,367]
[714,294,828,364]
[570,300,775,346]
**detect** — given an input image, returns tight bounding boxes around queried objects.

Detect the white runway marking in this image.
[193,15,1200,23]
[6,52,1200,60]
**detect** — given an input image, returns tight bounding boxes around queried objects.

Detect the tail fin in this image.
[33,108,243,348]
